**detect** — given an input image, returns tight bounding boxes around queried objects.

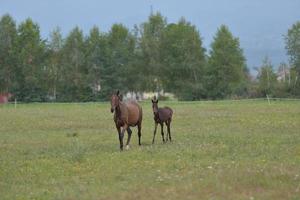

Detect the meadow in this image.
[0,100,299,199]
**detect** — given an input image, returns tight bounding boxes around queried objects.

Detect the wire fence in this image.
[204,97,300,102]
[1,97,300,107]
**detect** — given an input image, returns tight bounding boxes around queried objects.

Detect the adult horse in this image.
[151,96,173,144]
[110,91,143,151]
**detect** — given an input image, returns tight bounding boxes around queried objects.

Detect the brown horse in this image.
[151,96,173,144]
[110,91,143,151]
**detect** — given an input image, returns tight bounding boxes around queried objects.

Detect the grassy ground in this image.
[0,100,299,199]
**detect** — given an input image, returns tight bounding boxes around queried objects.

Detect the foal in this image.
[110,91,143,151]
[151,96,173,144]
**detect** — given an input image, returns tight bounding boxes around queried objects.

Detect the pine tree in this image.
[207,25,247,99]
[160,18,206,100]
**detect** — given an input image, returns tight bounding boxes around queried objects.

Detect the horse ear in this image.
[116,90,120,96]
[151,99,154,103]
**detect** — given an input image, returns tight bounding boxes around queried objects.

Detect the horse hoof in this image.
[125,145,130,150]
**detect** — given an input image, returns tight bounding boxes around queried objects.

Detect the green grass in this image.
[0,100,300,199]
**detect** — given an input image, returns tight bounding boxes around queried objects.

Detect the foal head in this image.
[110,90,122,113]
[151,96,159,115]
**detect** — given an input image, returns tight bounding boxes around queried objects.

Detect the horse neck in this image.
[115,101,125,118]
[153,107,160,118]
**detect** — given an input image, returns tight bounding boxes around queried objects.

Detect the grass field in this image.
[0,100,300,199]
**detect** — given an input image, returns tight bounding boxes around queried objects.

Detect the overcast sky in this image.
[1,0,300,71]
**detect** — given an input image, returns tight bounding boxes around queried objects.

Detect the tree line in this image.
[0,12,299,102]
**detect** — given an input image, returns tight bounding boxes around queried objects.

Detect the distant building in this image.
[0,93,12,104]
[124,91,175,101]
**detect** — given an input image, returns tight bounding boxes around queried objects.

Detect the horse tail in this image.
[139,105,143,122]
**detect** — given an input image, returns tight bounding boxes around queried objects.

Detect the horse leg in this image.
[137,122,142,146]
[119,125,127,151]
[167,120,172,142]
[116,125,121,143]
[160,123,165,143]
[165,122,169,142]
[126,127,132,150]
[152,122,158,144]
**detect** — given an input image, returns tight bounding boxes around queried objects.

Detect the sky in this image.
[1,0,300,72]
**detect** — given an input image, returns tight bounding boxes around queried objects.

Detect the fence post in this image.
[266,95,270,105]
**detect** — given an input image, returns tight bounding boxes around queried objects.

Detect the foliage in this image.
[0,14,17,93]
[285,21,300,96]
[138,12,167,91]
[85,26,108,100]
[104,24,136,96]
[257,57,278,97]
[45,27,63,101]
[206,25,247,99]
[0,13,299,101]
[160,18,206,100]
[16,18,47,102]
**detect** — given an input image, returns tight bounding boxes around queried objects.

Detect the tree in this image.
[285,21,300,96]
[207,25,247,99]
[85,26,108,100]
[45,27,63,101]
[17,18,46,101]
[102,24,136,97]
[160,18,206,100]
[139,12,167,91]
[0,14,18,94]
[257,57,277,97]
[60,27,88,101]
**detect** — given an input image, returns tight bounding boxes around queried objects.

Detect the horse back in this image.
[158,107,173,121]
[125,101,142,126]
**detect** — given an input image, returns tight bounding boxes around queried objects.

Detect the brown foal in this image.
[151,96,173,144]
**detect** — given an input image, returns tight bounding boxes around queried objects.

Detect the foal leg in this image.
[167,120,172,142]
[152,122,158,144]
[165,122,169,142]
[137,122,142,146]
[160,123,165,143]
[126,127,132,150]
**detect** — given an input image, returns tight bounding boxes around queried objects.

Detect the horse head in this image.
[151,96,159,114]
[110,90,122,113]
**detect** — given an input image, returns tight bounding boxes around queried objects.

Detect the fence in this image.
[1,97,300,108]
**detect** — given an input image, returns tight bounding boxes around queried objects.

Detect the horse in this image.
[151,96,173,144]
[110,91,143,151]
[0,93,12,104]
